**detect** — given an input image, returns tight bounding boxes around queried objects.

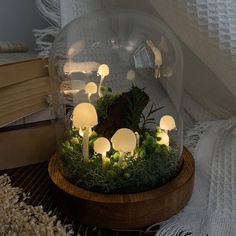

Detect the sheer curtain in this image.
[150,0,236,120]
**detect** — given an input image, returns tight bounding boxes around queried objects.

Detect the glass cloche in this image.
[49,10,184,194]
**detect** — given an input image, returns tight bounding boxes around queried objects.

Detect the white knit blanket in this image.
[151,119,236,236]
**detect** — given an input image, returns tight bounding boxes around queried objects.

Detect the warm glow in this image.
[111,128,136,164]
[160,115,176,131]
[135,132,140,148]
[94,137,111,156]
[111,128,136,153]
[64,61,100,74]
[72,103,98,160]
[97,64,110,97]
[157,132,169,146]
[72,103,98,129]
[85,82,97,102]
[97,64,110,78]
[85,82,97,94]
[79,128,92,137]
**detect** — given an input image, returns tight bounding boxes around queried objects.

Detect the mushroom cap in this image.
[157,132,169,146]
[111,128,136,153]
[97,64,109,77]
[94,137,111,154]
[72,103,98,129]
[85,82,97,94]
[160,115,176,131]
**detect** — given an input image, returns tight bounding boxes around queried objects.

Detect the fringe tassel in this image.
[33,0,61,58]
[155,223,192,236]
[184,122,209,154]
[33,27,60,58]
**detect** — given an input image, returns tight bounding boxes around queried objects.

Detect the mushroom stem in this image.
[135,132,140,148]
[82,127,89,160]
[88,93,91,103]
[98,76,104,97]
[102,152,106,166]
[118,152,125,165]
[164,129,168,135]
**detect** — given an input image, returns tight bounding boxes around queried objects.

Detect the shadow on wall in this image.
[0,0,49,51]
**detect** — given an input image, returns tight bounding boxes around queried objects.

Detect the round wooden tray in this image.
[48,148,194,229]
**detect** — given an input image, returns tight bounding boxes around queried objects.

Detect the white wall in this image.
[0,0,48,50]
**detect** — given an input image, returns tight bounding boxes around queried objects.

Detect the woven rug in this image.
[153,118,236,236]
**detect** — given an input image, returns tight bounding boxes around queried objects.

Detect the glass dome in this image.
[49,10,184,194]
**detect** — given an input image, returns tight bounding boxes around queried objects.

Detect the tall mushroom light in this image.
[111,128,136,164]
[85,82,97,102]
[72,103,98,160]
[97,64,109,97]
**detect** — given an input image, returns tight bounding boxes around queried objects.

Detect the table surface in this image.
[0,162,156,236]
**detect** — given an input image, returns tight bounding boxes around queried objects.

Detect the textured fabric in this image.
[154,119,236,236]
[34,0,112,57]
[150,0,236,118]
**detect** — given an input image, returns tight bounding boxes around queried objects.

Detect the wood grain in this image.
[48,148,195,229]
[0,122,58,169]
[0,76,50,127]
[0,58,48,88]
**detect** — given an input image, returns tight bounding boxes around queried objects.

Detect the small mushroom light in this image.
[85,82,97,102]
[97,64,109,97]
[160,115,176,133]
[111,128,136,164]
[72,103,98,160]
[93,137,111,166]
[157,132,170,147]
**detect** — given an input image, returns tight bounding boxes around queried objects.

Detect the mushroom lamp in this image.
[97,64,109,97]
[111,128,136,164]
[157,132,170,146]
[85,82,97,102]
[93,137,111,166]
[160,115,176,133]
[72,103,98,159]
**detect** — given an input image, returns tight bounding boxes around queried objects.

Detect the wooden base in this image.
[48,148,195,229]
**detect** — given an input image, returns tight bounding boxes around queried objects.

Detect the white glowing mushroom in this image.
[157,132,169,147]
[94,137,111,166]
[97,64,109,97]
[85,82,97,103]
[111,128,136,164]
[72,103,98,160]
[160,115,176,133]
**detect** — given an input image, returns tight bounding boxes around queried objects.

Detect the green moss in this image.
[59,86,181,194]
[60,129,181,194]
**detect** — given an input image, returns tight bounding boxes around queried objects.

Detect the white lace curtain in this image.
[34,0,114,57]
